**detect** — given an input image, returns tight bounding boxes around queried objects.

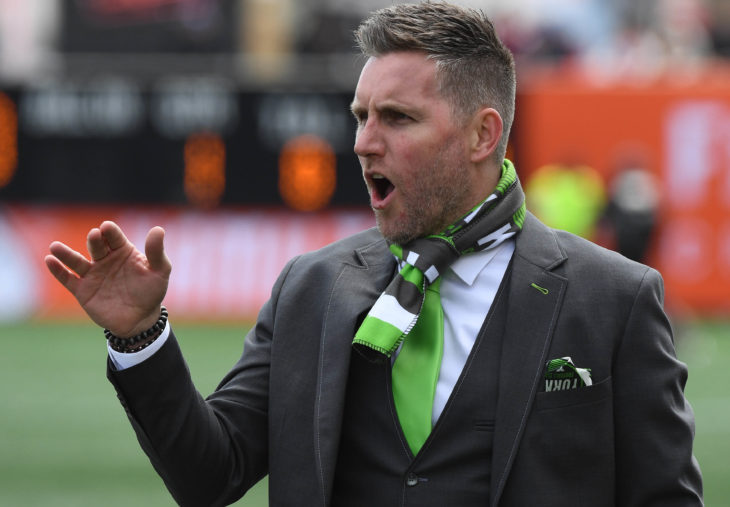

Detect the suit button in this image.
[406,473,419,487]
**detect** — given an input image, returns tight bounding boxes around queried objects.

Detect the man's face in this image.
[351,51,482,245]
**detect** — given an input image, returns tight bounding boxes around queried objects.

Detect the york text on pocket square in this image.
[544,356,592,392]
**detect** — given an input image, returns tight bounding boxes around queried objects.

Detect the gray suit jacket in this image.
[108,212,703,506]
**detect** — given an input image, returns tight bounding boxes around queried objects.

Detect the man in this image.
[45,2,702,506]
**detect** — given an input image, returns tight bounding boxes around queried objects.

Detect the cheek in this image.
[392,137,439,174]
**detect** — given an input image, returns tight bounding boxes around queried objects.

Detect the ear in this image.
[468,107,503,163]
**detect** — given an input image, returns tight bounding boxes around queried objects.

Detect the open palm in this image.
[45,221,171,337]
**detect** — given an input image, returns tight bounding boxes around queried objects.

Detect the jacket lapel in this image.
[490,213,568,506]
[314,233,394,506]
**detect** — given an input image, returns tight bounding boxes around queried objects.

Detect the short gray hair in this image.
[355,1,516,163]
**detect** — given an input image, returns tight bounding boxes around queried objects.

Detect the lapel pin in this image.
[530,282,549,295]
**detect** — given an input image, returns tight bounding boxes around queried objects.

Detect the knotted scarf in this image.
[353,159,526,359]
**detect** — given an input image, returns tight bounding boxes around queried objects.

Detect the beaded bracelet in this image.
[105,306,168,354]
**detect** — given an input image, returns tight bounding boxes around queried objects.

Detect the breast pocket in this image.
[533,375,612,412]
[505,376,616,507]
[522,376,615,477]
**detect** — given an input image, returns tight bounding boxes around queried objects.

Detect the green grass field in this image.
[0,321,267,507]
[1,319,727,506]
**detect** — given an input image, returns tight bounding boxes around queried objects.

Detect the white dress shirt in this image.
[109,239,516,427]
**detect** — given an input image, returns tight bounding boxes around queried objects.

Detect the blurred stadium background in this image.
[0,0,728,505]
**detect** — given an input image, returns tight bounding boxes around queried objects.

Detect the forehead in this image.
[352,52,443,109]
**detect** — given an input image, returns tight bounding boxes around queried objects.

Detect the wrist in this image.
[105,306,168,354]
[124,307,163,338]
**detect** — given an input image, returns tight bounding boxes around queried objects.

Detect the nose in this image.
[353,116,384,158]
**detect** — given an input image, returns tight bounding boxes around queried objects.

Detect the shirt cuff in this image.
[107,320,171,371]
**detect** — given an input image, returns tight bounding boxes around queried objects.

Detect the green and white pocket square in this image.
[544,356,592,392]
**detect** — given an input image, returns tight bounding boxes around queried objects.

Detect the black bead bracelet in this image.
[105,306,168,354]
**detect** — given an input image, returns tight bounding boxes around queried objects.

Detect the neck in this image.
[433,161,503,236]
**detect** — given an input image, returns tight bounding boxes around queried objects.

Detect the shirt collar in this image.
[448,239,513,286]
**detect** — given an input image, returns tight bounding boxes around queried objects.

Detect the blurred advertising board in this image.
[517,67,730,316]
[0,205,374,322]
[0,85,363,208]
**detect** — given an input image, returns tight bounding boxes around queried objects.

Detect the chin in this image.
[375,215,419,245]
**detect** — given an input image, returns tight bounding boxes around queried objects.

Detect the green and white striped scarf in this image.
[353,159,527,358]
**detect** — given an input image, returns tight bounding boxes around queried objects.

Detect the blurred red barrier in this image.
[2,205,374,322]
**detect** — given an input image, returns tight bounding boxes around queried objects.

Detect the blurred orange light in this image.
[184,132,226,208]
[0,92,18,189]
[278,135,336,212]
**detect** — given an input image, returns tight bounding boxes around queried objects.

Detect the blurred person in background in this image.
[524,160,607,240]
[655,0,711,65]
[596,0,711,77]
[44,2,702,506]
[707,0,730,57]
[602,151,662,265]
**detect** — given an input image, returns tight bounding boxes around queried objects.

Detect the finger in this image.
[99,220,130,251]
[49,241,92,276]
[145,226,171,275]
[44,254,80,294]
[87,228,110,261]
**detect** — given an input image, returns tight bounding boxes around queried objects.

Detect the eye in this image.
[351,109,367,127]
[383,109,414,125]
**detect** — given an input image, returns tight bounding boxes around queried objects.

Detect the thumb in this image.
[145,226,171,275]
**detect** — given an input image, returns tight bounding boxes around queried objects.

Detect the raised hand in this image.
[44,221,172,337]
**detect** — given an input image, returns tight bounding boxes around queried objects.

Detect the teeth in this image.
[372,174,384,179]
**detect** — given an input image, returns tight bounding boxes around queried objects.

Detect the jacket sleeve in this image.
[107,257,299,507]
[613,267,703,506]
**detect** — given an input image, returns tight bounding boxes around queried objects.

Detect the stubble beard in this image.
[376,145,474,246]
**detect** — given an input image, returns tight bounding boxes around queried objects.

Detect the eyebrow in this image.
[350,100,364,117]
[350,100,418,119]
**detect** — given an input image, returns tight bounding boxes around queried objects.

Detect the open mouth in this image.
[372,174,395,201]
